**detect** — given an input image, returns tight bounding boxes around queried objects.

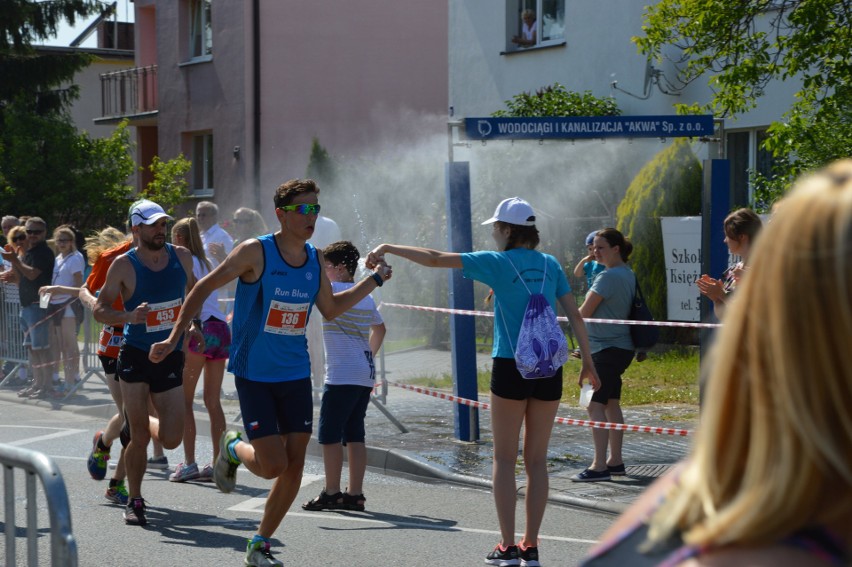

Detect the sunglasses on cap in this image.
[277,203,321,215]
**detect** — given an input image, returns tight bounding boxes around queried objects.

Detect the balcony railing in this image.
[99,64,158,119]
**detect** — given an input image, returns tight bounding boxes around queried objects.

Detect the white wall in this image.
[450,1,801,135]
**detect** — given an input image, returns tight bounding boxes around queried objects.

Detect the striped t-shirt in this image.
[322,281,383,387]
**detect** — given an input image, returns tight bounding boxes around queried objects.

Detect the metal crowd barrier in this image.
[0,283,107,397]
[1,444,77,567]
[0,283,28,388]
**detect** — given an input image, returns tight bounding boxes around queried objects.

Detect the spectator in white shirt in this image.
[196,201,234,267]
[307,213,342,395]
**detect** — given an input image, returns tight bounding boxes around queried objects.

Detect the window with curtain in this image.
[189,0,212,59]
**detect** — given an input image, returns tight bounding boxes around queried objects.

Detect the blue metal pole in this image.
[445,161,479,442]
[699,159,730,403]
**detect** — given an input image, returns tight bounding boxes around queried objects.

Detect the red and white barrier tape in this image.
[22,297,83,338]
[379,380,692,436]
[380,302,719,329]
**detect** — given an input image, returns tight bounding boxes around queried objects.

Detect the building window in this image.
[189,0,212,59]
[507,0,565,51]
[725,128,778,206]
[191,133,214,196]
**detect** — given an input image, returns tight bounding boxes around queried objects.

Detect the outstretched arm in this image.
[314,249,391,321]
[366,243,463,270]
[149,240,259,363]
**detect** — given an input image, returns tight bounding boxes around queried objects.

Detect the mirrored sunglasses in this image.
[278,203,321,215]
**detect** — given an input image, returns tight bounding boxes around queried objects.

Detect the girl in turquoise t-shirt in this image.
[366,197,599,567]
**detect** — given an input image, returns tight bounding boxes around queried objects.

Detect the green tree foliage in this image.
[139,154,192,217]
[492,84,621,117]
[1,0,102,115]
[0,110,136,229]
[0,0,142,231]
[616,139,702,324]
[305,137,337,189]
[635,0,852,205]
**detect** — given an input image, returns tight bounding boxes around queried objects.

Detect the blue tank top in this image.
[228,235,320,382]
[123,244,187,351]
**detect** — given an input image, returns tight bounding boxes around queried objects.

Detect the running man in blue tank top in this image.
[94,199,199,527]
[149,179,392,567]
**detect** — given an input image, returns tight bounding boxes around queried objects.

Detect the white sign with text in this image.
[661,217,701,321]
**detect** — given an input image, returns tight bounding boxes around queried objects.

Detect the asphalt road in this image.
[1,399,613,566]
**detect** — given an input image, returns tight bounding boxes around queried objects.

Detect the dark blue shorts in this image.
[235,376,313,441]
[490,357,563,401]
[318,384,372,445]
[590,347,634,404]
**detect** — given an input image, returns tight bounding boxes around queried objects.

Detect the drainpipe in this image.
[252,0,262,210]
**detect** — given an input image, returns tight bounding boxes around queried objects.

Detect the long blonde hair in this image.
[648,159,852,547]
[172,217,211,273]
[84,226,129,266]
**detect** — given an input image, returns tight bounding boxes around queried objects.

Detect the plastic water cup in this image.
[39,292,51,309]
[579,384,594,408]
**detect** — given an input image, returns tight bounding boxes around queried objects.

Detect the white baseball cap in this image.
[481,197,536,226]
[129,199,173,227]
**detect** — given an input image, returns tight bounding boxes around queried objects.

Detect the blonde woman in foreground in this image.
[581,160,852,566]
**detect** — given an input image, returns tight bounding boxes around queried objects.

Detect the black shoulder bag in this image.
[629,279,659,350]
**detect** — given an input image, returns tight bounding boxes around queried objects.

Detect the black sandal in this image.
[301,490,342,511]
[341,492,366,511]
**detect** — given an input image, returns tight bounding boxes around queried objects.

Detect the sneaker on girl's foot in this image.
[245,538,284,567]
[169,462,200,482]
[124,497,147,526]
[519,542,541,567]
[485,543,520,566]
[105,481,129,505]
[197,463,214,482]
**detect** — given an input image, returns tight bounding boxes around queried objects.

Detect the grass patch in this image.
[382,337,428,354]
[406,348,700,408]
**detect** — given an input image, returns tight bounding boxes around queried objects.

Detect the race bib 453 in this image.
[145,298,182,332]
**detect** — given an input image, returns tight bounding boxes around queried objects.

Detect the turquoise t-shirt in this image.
[586,264,635,353]
[461,248,570,359]
[583,260,606,289]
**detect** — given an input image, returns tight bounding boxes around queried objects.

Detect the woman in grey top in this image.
[572,228,636,482]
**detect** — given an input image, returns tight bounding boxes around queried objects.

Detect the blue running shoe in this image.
[105,481,129,505]
[87,431,110,480]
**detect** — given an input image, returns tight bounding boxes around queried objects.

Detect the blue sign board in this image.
[464,115,715,140]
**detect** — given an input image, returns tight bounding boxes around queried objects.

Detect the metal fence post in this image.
[1,444,77,566]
